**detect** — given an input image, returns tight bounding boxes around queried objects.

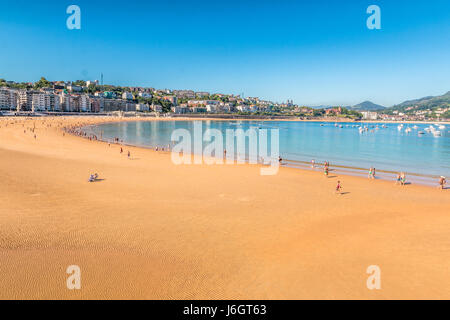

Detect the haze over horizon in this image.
[1,0,449,107]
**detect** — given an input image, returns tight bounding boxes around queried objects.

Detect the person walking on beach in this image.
[439,176,446,190]
[120,147,123,154]
[311,159,315,169]
[373,167,376,179]
[335,181,343,194]
[127,151,131,159]
[324,166,329,177]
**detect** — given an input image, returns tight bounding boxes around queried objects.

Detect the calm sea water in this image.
[84,120,450,184]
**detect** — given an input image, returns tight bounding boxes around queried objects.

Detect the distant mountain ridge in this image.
[391,91,450,110]
[351,101,385,111]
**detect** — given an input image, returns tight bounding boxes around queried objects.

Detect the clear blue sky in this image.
[0,0,449,106]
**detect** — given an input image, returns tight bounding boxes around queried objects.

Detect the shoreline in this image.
[2,112,450,124]
[79,118,447,188]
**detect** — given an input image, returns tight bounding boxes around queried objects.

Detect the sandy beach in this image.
[0,116,449,300]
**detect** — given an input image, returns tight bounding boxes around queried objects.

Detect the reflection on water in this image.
[84,120,450,184]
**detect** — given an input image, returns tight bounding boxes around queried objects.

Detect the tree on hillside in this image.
[34,77,51,89]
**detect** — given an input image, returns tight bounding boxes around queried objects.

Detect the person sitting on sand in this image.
[439,176,446,190]
[88,173,99,182]
[401,172,406,186]
[335,181,343,194]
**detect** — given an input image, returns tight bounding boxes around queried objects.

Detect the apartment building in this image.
[0,88,17,110]
[103,99,136,112]
[17,90,33,111]
[45,93,61,111]
[31,92,46,112]
[90,97,104,113]
[59,92,73,112]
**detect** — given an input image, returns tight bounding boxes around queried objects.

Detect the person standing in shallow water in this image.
[439,176,446,190]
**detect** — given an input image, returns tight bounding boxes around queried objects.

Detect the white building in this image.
[150,104,162,113]
[136,103,150,112]
[236,105,249,112]
[122,92,134,100]
[80,94,90,112]
[32,92,46,112]
[44,93,60,111]
[206,105,217,113]
[361,111,379,120]
[17,90,33,111]
[59,92,73,112]
[86,80,99,87]
[0,88,17,110]
[138,92,152,99]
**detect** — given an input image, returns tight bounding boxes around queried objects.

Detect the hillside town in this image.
[1,78,449,121]
[0,78,299,115]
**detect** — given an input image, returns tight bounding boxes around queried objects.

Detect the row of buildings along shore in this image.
[2,80,448,120]
[0,80,287,115]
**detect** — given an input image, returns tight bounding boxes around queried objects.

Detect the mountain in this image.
[351,101,385,111]
[391,91,450,110]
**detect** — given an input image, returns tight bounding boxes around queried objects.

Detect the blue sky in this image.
[0,0,449,106]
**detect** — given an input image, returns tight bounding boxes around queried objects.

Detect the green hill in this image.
[351,101,385,111]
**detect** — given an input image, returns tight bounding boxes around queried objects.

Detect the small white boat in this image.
[433,131,442,137]
[439,125,445,130]
[412,125,419,130]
